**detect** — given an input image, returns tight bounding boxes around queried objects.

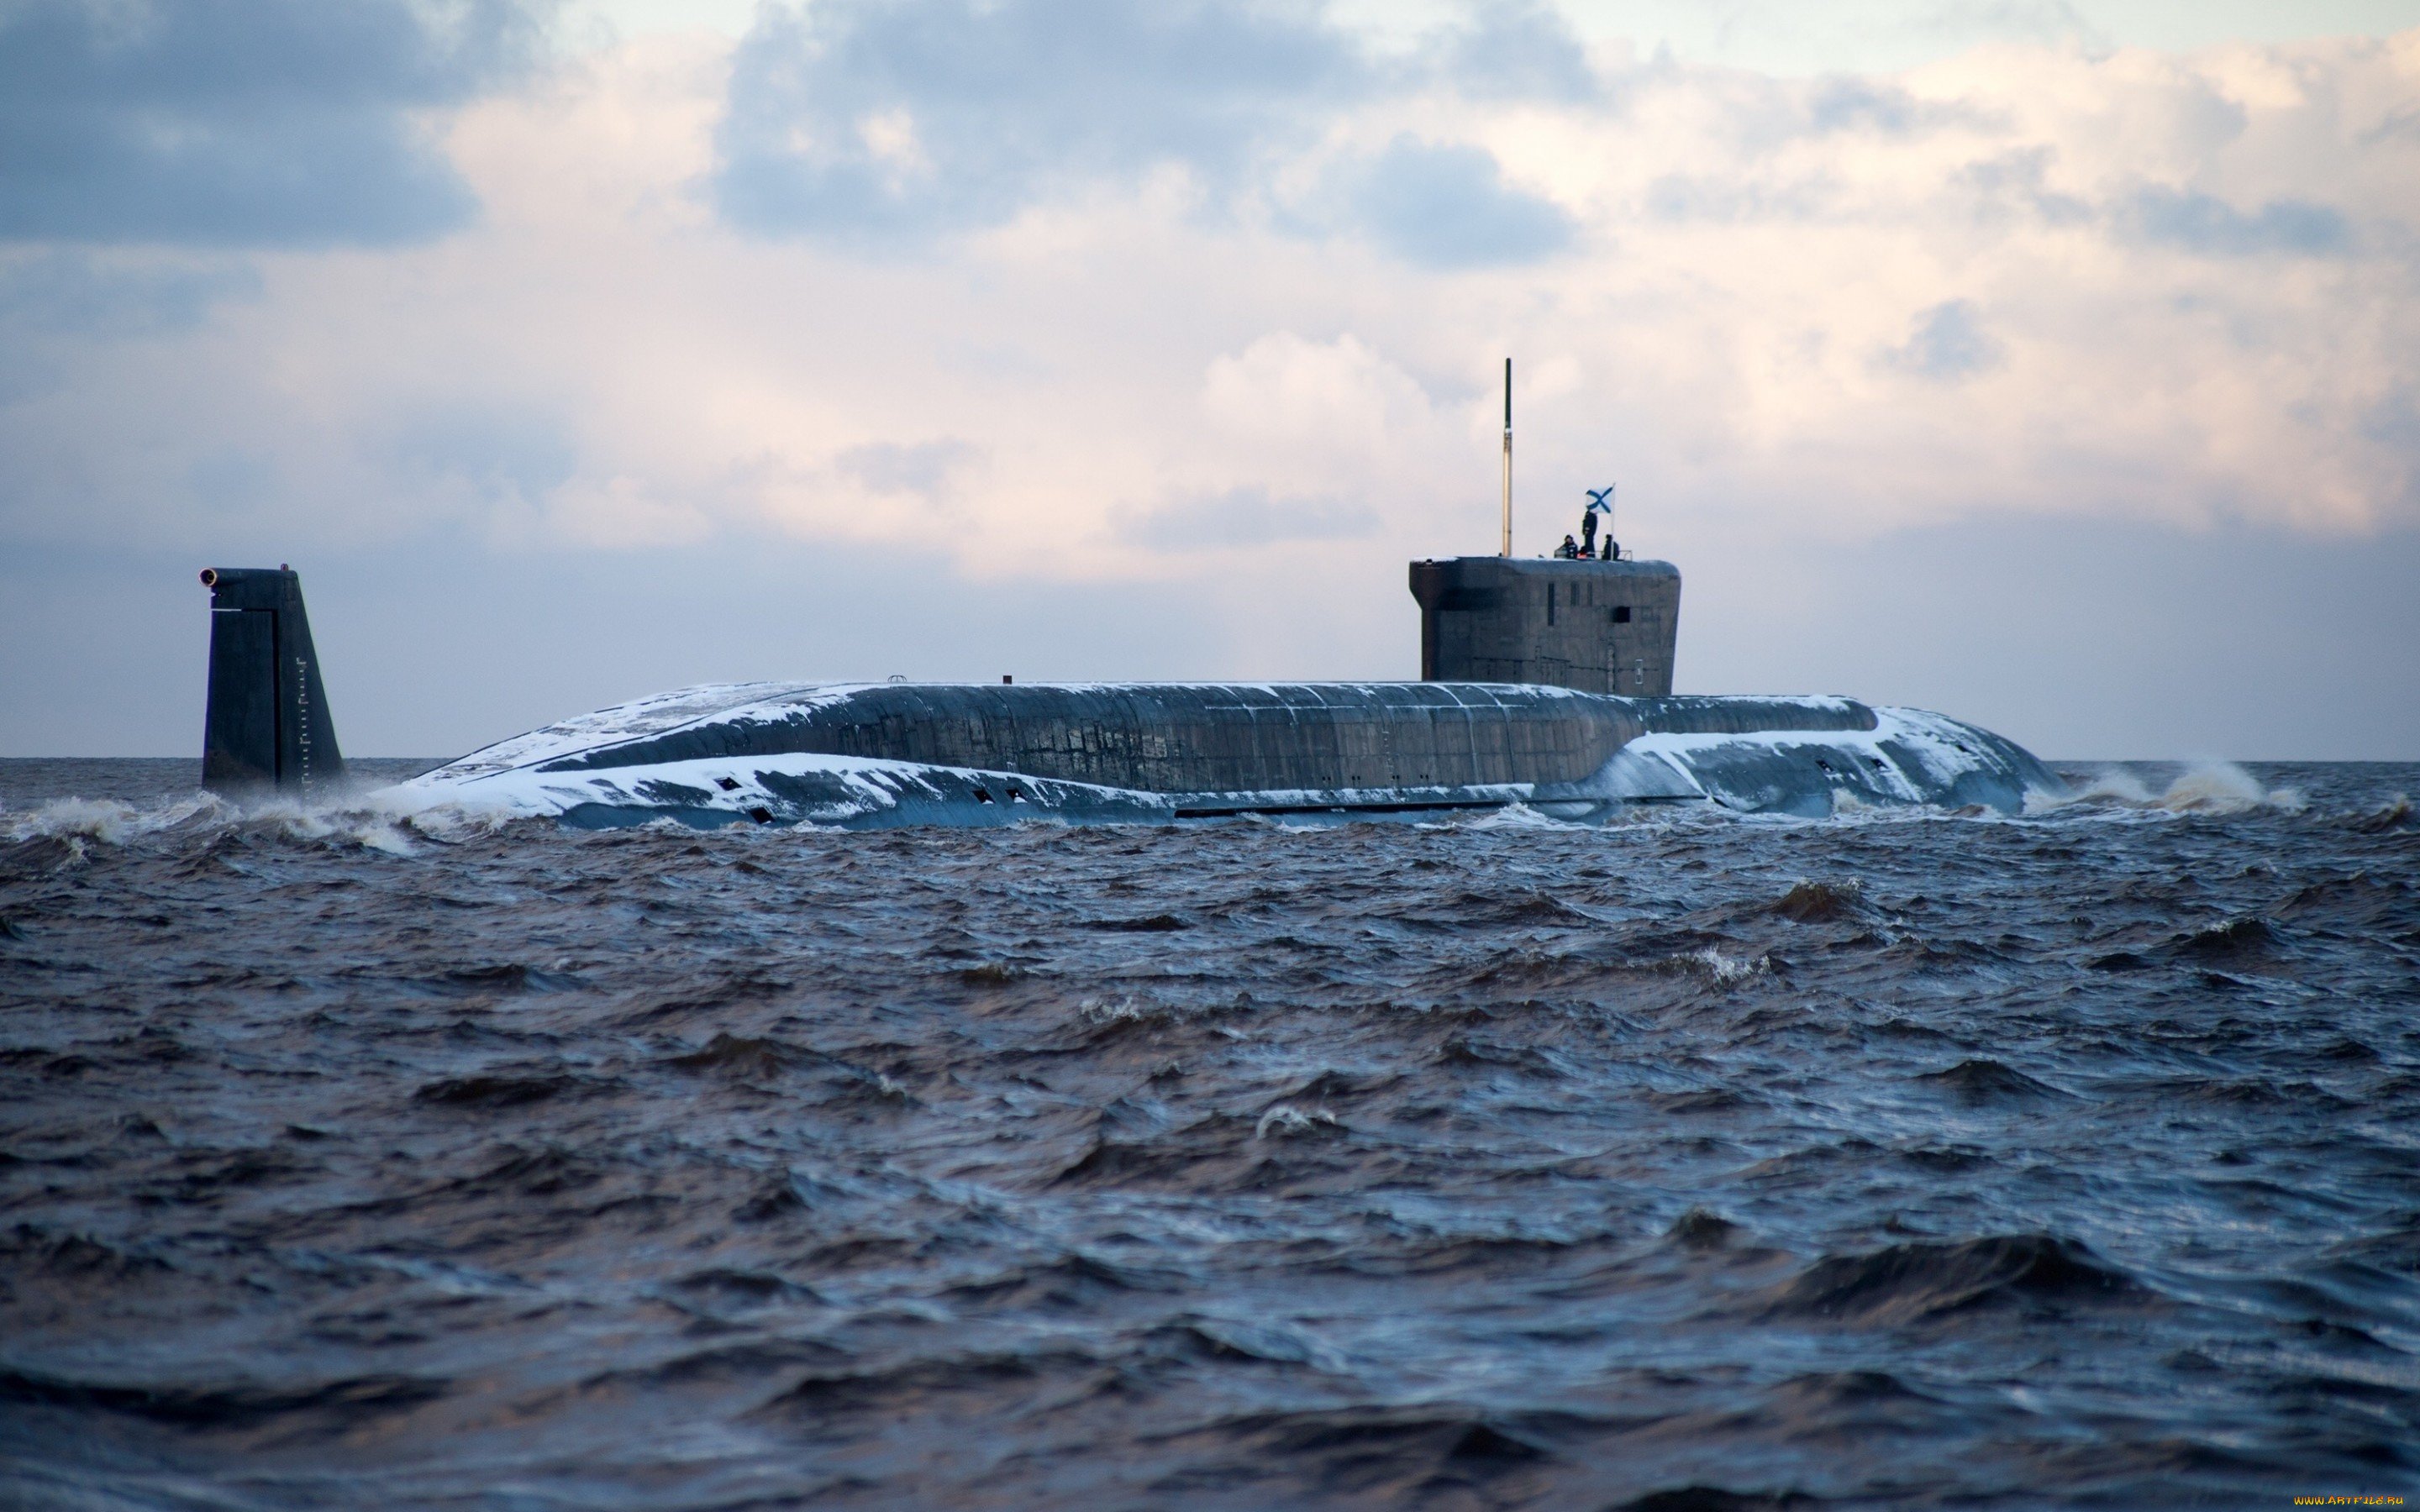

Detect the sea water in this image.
[2,759,2415,1508]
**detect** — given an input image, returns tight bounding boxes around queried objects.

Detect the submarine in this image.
[200,555,2060,829]
[197,375,2063,829]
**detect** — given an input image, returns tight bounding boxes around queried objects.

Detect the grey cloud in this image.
[0,251,259,336]
[1115,486,1377,549]
[1424,1,1597,104]
[714,0,1365,242]
[0,351,59,407]
[2364,386,2420,513]
[837,438,983,497]
[1340,136,1573,269]
[1643,173,1833,225]
[0,0,548,248]
[1878,300,2004,382]
[1912,0,2104,54]
[1808,78,1924,134]
[710,0,1617,247]
[1704,71,2002,157]
[185,449,282,514]
[1953,149,2091,228]
[1805,77,2002,137]
[0,250,258,404]
[2357,106,2420,146]
[384,404,579,504]
[2123,187,2350,258]
[1644,77,2008,227]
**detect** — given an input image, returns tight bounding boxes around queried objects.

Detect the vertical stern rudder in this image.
[200,566,345,795]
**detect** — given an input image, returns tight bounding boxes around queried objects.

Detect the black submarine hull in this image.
[392,680,2063,828]
[200,559,2067,827]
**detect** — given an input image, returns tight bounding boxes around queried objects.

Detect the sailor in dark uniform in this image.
[1585,486,1616,559]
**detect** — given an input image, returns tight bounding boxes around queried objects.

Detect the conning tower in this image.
[199,566,344,795]
[1409,556,1681,696]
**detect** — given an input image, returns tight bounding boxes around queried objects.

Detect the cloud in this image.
[2120,186,2352,257]
[1334,135,1575,269]
[381,403,579,509]
[836,439,983,498]
[1197,332,1442,464]
[0,0,548,247]
[185,448,282,516]
[1113,485,1378,549]
[0,251,259,337]
[1950,148,2091,227]
[1913,0,2103,53]
[1423,1,1599,104]
[1643,172,1832,225]
[5,12,2419,592]
[8,9,2420,758]
[1876,300,2005,382]
[1805,76,1991,135]
[710,0,1623,249]
[713,0,1365,242]
[2364,386,2420,515]
[0,250,259,404]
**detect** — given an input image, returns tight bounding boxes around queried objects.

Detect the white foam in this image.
[2040,760,2302,816]
[1455,802,1578,831]
[1077,995,1149,1025]
[0,782,536,857]
[1255,1105,1340,1139]
[1683,947,1770,985]
[2162,760,2305,814]
[1,792,236,848]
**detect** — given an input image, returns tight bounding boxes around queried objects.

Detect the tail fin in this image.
[200,566,345,795]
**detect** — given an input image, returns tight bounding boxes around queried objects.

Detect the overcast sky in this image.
[3,0,2417,760]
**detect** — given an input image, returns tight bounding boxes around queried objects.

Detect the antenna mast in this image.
[1499,358,1512,558]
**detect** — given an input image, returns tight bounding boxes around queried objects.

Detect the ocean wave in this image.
[2047,759,2307,816]
[0,783,534,858]
[1760,1233,2154,1326]
[0,792,222,847]
[6,756,2413,1509]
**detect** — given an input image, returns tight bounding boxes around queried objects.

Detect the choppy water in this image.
[3,758,2416,1509]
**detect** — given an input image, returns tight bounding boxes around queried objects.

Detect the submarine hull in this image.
[390,681,2062,829]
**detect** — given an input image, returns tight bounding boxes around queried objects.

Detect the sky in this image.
[3,0,2417,760]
